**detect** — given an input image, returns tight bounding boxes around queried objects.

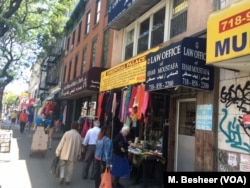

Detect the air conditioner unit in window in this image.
[70,45,74,51]
[64,51,68,56]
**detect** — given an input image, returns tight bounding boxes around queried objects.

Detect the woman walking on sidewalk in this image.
[55,121,82,185]
[19,109,28,133]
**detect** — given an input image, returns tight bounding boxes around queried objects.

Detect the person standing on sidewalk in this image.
[82,120,101,179]
[26,109,34,131]
[55,121,82,185]
[94,125,112,188]
[19,109,28,133]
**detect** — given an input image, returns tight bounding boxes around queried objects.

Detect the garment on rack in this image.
[125,86,132,118]
[141,91,150,116]
[127,86,137,116]
[111,93,117,118]
[97,93,105,120]
[120,90,128,123]
[137,84,146,120]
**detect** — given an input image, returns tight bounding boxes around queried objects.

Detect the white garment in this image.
[83,126,100,146]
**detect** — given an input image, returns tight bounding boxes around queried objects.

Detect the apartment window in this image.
[77,21,82,43]
[95,0,101,24]
[72,30,76,45]
[137,18,149,54]
[125,29,134,60]
[82,47,87,73]
[170,0,188,38]
[85,11,91,34]
[63,65,67,82]
[151,7,165,48]
[102,29,109,67]
[74,55,79,78]
[91,38,97,67]
[68,61,72,81]
[66,37,70,51]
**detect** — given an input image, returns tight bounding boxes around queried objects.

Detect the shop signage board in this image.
[61,67,104,98]
[145,37,214,91]
[108,0,135,24]
[206,0,250,64]
[100,47,159,92]
[196,104,213,131]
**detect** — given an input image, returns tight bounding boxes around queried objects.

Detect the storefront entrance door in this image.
[175,99,196,171]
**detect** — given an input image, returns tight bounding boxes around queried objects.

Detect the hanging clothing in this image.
[125,86,132,118]
[97,93,105,120]
[111,93,117,118]
[62,105,67,125]
[141,91,150,116]
[127,86,137,116]
[137,84,146,119]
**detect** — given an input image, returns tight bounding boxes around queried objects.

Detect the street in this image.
[0,121,148,188]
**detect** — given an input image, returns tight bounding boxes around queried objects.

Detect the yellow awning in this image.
[206,0,250,71]
[100,47,159,92]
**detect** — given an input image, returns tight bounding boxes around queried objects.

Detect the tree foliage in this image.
[3,91,18,109]
[0,0,78,119]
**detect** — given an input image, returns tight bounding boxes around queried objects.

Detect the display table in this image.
[128,146,165,188]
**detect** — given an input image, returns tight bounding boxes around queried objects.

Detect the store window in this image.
[125,29,134,60]
[102,29,109,68]
[91,37,97,67]
[95,0,101,24]
[85,11,91,34]
[82,46,87,73]
[74,55,78,78]
[170,0,188,38]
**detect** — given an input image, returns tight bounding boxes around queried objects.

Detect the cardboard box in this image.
[31,141,47,150]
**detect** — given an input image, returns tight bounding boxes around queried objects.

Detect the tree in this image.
[3,91,18,110]
[0,0,78,121]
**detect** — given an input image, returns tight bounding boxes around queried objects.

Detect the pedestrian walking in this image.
[19,109,28,133]
[34,113,49,130]
[112,125,131,188]
[93,125,112,188]
[55,121,82,185]
[46,110,56,149]
[26,109,34,131]
[82,120,101,179]
[10,110,17,129]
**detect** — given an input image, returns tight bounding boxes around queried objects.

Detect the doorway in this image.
[175,98,196,171]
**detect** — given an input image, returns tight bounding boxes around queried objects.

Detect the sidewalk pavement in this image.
[0,120,160,188]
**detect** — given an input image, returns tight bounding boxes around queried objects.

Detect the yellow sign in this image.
[100,47,159,92]
[207,0,250,64]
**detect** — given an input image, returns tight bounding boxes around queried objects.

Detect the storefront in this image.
[145,37,216,171]
[207,0,250,172]
[61,67,105,130]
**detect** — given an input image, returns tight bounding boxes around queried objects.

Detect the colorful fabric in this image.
[97,93,105,120]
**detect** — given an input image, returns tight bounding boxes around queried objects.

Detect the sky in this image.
[5,80,29,95]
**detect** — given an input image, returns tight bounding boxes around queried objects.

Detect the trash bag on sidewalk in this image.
[50,156,60,177]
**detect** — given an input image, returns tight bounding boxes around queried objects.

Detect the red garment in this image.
[19,112,28,123]
[127,86,137,116]
[81,120,90,138]
[97,93,105,120]
[45,102,55,115]
[137,84,145,119]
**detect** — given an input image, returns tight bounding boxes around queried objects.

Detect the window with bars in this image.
[95,0,101,24]
[85,11,91,34]
[170,0,188,38]
[74,55,78,78]
[91,38,97,67]
[102,29,109,68]
[82,47,87,73]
